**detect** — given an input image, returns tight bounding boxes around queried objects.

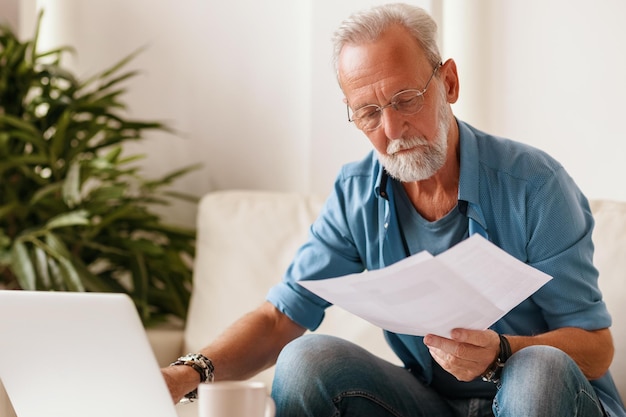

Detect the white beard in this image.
[377,89,452,183]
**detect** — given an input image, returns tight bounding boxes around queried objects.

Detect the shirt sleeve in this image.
[523,165,612,331]
[265,177,368,331]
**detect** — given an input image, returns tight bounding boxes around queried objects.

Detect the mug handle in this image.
[265,397,276,417]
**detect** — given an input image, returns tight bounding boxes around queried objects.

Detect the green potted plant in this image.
[0,13,199,326]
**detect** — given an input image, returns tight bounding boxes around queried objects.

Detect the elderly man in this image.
[163,4,625,416]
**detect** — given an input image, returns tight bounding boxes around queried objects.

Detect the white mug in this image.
[198,381,275,417]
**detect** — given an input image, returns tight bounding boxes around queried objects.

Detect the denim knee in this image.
[494,345,603,417]
[271,334,366,417]
[273,334,424,417]
[503,345,573,381]
[273,334,360,391]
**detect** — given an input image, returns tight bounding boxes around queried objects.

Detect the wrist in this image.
[174,360,203,385]
[170,353,215,401]
[163,364,200,404]
[481,334,512,383]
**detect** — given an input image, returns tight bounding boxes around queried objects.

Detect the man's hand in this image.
[161,364,202,404]
[423,329,500,381]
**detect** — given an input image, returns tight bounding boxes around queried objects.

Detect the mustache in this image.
[386,137,429,155]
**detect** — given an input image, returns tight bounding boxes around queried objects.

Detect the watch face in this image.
[482,370,495,382]
[481,361,504,383]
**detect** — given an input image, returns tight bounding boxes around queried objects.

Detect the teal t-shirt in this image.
[393,179,496,399]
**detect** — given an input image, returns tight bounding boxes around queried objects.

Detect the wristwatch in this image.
[481,334,512,383]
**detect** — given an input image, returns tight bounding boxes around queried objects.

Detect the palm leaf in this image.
[45,210,90,230]
[11,240,36,289]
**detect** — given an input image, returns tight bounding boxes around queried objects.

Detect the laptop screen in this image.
[0,290,178,417]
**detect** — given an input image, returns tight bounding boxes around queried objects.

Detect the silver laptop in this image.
[0,290,178,417]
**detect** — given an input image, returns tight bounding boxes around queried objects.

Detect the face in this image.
[338,25,457,182]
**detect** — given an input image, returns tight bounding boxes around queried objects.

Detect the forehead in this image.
[338,25,430,105]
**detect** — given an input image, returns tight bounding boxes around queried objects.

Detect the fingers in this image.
[424,328,499,352]
[161,368,181,403]
[450,328,496,347]
[423,329,500,381]
[427,345,480,381]
[161,367,190,404]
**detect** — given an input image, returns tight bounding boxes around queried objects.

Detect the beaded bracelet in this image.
[170,353,215,400]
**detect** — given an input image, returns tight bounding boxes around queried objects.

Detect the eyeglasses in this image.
[347,62,442,132]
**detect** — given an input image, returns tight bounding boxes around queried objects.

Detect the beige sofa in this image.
[1,191,624,416]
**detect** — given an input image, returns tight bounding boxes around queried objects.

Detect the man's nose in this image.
[381,106,407,140]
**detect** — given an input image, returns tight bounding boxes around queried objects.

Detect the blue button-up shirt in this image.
[266,120,623,412]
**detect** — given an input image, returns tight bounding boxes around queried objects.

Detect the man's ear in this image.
[441,58,460,104]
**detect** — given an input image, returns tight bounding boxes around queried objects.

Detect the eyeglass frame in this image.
[346,62,443,132]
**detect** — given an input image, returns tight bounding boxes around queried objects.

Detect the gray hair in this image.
[332,3,442,72]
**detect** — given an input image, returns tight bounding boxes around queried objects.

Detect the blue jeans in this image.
[271,334,606,417]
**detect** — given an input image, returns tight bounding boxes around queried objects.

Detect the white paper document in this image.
[298,235,552,338]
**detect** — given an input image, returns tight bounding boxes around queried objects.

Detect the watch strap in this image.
[481,334,511,383]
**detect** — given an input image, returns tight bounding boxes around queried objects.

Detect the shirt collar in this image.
[457,120,488,230]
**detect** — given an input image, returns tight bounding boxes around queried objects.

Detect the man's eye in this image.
[356,106,380,120]
[395,95,419,109]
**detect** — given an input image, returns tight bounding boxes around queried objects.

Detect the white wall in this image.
[443,0,626,202]
[21,0,317,226]
[0,1,18,29]
[14,0,433,226]
[6,0,626,227]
